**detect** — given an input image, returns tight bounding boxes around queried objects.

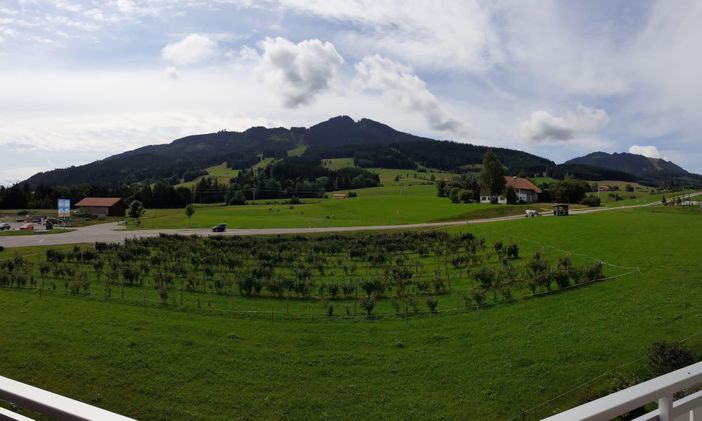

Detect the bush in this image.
[360,297,375,317]
[289,196,301,205]
[426,298,438,313]
[347,191,357,198]
[580,195,601,207]
[648,341,696,377]
[459,189,474,203]
[505,186,517,204]
[0,246,4,252]
[506,244,519,259]
[468,288,486,308]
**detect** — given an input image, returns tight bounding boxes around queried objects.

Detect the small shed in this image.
[75,197,126,217]
[553,204,570,216]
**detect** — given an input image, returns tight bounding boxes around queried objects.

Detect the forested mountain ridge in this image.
[565,152,700,185]
[21,116,701,189]
[24,116,554,187]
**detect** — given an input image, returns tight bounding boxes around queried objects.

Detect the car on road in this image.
[19,223,34,231]
[212,223,226,233]
[0,223,10,231]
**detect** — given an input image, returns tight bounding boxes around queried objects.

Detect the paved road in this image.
[1,195,697,249]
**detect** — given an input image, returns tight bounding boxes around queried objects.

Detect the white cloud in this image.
[628,145,661,159]
[253,37,343,108]
[163,66,179,79]
[114,0,136,14]
[521,105,609,142]
[354,55,465,134]
[161,34,218,65]
[279,0,502,72]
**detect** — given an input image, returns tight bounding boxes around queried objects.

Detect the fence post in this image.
[658,395,673,421]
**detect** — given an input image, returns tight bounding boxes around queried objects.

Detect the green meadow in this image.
[135,167,547,229]
[2,206,702,419]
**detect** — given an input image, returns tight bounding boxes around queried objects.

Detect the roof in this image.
[74,197,124,207]
[505,176,542,194]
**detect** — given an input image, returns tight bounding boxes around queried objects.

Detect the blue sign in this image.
[58,199,70,217]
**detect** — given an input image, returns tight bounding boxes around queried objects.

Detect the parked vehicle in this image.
[525,209,539,218]
[0,223,10,231]
[19,223,34,231]
[45,222,54,230]
[212,223,227,233]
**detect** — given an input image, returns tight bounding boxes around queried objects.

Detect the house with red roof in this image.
[480,176,542,204]
[74,197,126,217]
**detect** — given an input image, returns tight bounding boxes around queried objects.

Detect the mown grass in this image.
[137,167,476,229]
[322,157,354,170]
[2,206,702,419]
[176,162,240,188]
[134,194,509,229]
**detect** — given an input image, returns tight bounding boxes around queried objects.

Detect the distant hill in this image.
[564,152,700,185]
[25,116,699,188]
[24,116,554,187]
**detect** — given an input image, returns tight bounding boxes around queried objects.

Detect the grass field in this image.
[2,206,702,419]
[287,145,307,157]
[322,157,355,170]
[138,165,480,229]
[177,162,240,188]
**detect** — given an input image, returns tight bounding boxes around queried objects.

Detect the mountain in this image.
[24,116,554,187]
[564,152,700,185]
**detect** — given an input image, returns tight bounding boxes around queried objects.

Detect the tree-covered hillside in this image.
[24,116,555,187]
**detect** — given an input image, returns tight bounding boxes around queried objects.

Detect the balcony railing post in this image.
[658,394,673,421]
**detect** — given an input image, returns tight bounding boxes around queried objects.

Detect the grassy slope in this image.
[177,163,240,189]
[287,145,307,157]
[2,207,702,420]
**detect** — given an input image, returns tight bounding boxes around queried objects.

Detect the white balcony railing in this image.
[0,374,135,421]
[543,361,702,421]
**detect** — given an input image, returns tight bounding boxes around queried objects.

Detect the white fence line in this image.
[0,375,135,421]
[543,361,702,421]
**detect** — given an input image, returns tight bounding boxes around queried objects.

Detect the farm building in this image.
[74,197,126,217]
[480,176,542,204]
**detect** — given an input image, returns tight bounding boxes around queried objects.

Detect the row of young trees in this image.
[0,232,608,318]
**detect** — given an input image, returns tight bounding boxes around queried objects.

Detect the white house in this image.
[480,176,542,204]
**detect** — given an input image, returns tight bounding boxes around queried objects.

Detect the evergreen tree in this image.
[479,151,506,196]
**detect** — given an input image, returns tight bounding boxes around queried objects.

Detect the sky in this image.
[1,0,701,185]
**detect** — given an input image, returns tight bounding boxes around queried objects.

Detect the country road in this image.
[0,196,695,249]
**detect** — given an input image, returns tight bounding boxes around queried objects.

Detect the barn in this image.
[74,197,127,217]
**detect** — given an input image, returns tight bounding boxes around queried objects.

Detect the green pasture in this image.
[177,162,239,188]
[1,206,702,419]
[287,145,307,157]
[137,165,475,229]
[133,195,525,229]
[322,158,355,170]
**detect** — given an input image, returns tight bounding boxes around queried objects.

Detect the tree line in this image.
[0,156,380,210]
